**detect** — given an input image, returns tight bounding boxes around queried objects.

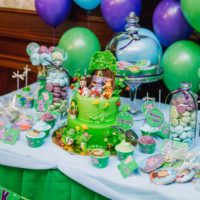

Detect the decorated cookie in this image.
[176,169,195,183]
[140,154,165,173]
[150,168,177,185]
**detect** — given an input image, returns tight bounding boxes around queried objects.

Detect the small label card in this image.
[145,108,164,127]
[142,101,157,115]
[0,128,6,141]
[3,129,20,145]
[117,156,138,178]
[159,122,170,139]
[116,112,134,131]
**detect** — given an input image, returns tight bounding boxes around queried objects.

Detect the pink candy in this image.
[176,104,187,114]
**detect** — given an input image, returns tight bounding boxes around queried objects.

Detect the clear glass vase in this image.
[169,82,198,149]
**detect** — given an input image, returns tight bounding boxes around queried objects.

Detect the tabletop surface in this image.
[0,86,200,200]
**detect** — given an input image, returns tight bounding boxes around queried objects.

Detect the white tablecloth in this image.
[0,87,200,200]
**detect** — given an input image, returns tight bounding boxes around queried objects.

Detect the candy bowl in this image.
[90,149,110,168]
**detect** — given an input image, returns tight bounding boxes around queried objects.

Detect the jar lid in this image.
[180,82,192,90]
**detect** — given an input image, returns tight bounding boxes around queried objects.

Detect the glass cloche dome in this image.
[106,12,162,77]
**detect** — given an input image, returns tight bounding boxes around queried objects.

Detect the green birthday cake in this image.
[54,51,125,154]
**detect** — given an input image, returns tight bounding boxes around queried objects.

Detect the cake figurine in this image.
[54,51,125,154]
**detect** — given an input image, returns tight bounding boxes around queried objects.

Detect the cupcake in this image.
[90,149,110,168]
[26,131,45,148]
[32,121,51,137]
[141,123,159,137]
[115,140,135,161]
[138,136,156,154]
[41,112,56,127]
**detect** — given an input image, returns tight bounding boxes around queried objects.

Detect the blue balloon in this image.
[139,28,163,56]
[74,0,101,10]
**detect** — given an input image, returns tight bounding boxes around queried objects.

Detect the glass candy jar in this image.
[169,82,198,149]
[106,12,162,66]
[46,68,69,117]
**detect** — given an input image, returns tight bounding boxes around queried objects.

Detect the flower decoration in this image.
[92,100,100,105]
[81,124,88,130]
[104,102,110,108]
[75,126,81,131]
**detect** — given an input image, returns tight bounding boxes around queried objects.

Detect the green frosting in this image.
[64,94,123,152]
[77,94,119,123]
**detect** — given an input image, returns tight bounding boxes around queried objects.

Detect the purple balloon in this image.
[101,0,142,32]
[35,0,72,28]
[153,0,193,47]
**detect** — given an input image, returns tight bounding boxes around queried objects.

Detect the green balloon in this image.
[181,0,200,32]
[161,40,200,93]
[198,68,200,78]
[59,27,101,77]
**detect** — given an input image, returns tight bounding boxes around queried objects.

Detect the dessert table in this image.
[0,87,200,200]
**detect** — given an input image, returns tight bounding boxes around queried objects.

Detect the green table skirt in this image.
[0,165,108,200]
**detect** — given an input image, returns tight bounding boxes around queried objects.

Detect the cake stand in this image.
[117,67,164,120]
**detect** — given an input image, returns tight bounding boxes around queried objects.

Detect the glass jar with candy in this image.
[169,82,198,149]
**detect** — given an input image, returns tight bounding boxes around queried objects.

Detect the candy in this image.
[171,118,179,127]
[46,84,53,92]
[30,53,40,66]
[176,104,187,114]
[53,83,60,87]
[40,53,52,66]
[182,111,190,117]
[59,79,66,87]
[191,112,196,120]
[181,116,190,124]
[179,132,187,140]
[186,106,194,111]
[53,97,61,102]
[190,121,196,128]
[182,139,193,148]
[184,126,192,132]
[54,87,61,92]
[186,131,193,139]
[38,45,49,54]
[53,79,60,84]
[57,73,66,79]
[171,109,179,119]
[49,72,57,78]
[52,51,64,61]
[174,125,184,134]
[179,121,187,128]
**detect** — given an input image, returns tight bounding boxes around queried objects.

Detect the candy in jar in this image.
[169,82,198,149]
